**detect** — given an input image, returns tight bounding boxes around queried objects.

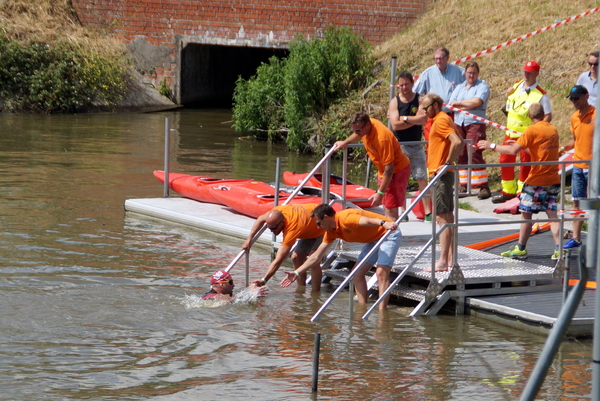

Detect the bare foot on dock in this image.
[424,262,449,273]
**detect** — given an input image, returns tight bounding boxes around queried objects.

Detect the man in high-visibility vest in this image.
[492,61,553,204]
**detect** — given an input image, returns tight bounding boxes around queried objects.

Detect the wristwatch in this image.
[402,116,408,122]
[380,220,385,226]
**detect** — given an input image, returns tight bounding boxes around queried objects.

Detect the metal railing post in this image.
[163,117,170,198]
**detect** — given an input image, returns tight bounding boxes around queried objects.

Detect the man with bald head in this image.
[242,203,325,291]
[478,103,562,260]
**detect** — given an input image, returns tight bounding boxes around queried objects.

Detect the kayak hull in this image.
[153,171,274,205]
[283,171,375,208]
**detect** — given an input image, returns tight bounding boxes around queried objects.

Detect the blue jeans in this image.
[571,167,589,201]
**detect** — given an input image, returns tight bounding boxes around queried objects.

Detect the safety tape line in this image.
[443,103,519,136]
[453,7,600,65]
[391,6,600,84]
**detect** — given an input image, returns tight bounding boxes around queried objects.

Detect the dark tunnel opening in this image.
[180,44,288,108]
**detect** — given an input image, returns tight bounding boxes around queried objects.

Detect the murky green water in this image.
[0,109,591,400]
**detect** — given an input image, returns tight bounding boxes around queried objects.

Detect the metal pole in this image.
[273,158,281,246]
[520,248,588,400]
[312,332,321,393]
[590,65,600,397]
[388,55,397,130]
[342,148,348,210]
[323,146,331,204]
[163,117,170,198]
[245,251,250,288]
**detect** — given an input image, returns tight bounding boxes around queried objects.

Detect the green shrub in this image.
[232,26,374,152]
[0,34,125,113]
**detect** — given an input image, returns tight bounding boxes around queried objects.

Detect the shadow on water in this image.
[0,109,592,400]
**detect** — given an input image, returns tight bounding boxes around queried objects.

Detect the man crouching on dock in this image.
[281,204,401,311]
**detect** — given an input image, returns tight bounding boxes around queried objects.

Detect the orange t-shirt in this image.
[362,118,410,178]
[275,204,324,247]
[571,106,595,169]
[426,111,458,176]
[323,209,391,244]
[516,121,560,186]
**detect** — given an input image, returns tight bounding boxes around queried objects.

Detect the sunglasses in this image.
[267,220,282,230]
[422,102,435,111]
[569,97,580,101]
[589,62,599,66]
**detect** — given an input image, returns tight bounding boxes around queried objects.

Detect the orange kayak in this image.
[209,183,341,218]
[283,171,375,208]
[153,170,275,205]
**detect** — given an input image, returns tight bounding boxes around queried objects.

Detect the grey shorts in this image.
[294,236,323,254]
[401,143,427,181]
[434,172,454,214]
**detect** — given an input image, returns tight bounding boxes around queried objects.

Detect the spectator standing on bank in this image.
[448,61,491,199]
[493,60,552,204]
[420,93,465,272]
[560,85,596,249]
[478,104,562,260]
[576,51,598,107]
[414,47,465,142]
[388,71,431,220]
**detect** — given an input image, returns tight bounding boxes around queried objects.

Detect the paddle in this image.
[224,146,339,273]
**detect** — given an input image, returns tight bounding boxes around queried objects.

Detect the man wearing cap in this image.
[560,85,596,249]
[576,51,598,107]
[479,103,562,260]
[493,60,552,204]
[280,204,401,311]
[203,270,236,300]
[414,47,465,142]
[203,270,268,300]
[243,204,325,292]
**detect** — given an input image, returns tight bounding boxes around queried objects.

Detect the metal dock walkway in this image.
[125,196,594,337]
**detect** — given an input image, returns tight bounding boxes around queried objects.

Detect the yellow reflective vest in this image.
[505,80,546,137]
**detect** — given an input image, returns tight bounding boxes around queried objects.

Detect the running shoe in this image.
[424,213,433,222]
[563,238,582,249]
[501,245,528,259]
[551,250,562,260]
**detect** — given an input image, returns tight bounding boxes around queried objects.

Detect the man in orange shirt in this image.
[420,93,465,272]
[478,103,562,260]
[280,204,401,311]
[334,112,411,221]
[243,203,325,291]
[559,85,596,249]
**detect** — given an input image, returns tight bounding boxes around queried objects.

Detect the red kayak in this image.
[283,171,375,208]
[209,183,341,218]
[153,170,275,205]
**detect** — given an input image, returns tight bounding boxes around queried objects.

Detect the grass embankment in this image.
[321,0,600,183]
[0,0,128,112]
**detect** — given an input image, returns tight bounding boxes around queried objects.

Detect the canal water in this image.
[0,109,591,400]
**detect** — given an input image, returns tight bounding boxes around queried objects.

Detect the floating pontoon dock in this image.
[125,196,593,337]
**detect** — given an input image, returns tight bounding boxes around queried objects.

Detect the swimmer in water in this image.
[202,270,267,301]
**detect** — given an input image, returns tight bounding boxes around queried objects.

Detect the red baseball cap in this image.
[211,270,233,284]
[522,61,540,72]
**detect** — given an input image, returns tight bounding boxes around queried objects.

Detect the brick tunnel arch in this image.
[179,44,288,108]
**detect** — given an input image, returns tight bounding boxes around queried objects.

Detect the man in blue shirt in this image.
[449,61,491,199]
[576,51,598,107]
[414,47,465,142]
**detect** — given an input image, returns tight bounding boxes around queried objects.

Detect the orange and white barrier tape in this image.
[391,7,600,84]
[559,209,587,216]
[443,103,519,137]
[453,7,600,65]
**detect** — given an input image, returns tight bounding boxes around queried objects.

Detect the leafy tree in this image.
[232,26,374,152]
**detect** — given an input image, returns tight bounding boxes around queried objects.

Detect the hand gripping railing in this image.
[224,146,338,273]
